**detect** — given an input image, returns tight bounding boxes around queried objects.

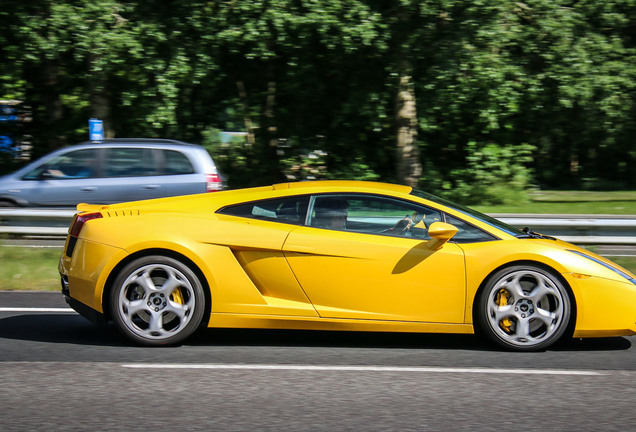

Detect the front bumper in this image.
[564,273,636,338]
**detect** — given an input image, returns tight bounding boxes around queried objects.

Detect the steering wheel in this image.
[384,215,413,235]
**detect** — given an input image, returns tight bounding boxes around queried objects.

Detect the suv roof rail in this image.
[76,138,200,146]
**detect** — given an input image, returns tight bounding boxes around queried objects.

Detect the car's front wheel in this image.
[476,265,572,351]
[110,255,206,346]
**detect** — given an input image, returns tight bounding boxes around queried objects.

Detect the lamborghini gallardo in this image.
[59,181,636,351]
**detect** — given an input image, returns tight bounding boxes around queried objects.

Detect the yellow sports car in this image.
[59,180,636,351]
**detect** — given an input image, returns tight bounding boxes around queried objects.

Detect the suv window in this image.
[218,196,310,225]
[164,149,195,174]
[23,148,98,180]
[104,148,158,177]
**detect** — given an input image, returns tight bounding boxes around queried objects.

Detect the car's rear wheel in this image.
[476,265,571,351]
[110,255,206,346]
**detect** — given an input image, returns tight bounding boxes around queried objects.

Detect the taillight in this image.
[66,212,102,257]
[69,212,103,237]
[206,173,222,192]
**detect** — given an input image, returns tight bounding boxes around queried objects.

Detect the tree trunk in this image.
[89,53,113,139]
[236,81,255,146]
[396,75,422,187]
[41,59,65,152]
[265,80,277,150]
[261,78,284,183]
[90,90,112,138]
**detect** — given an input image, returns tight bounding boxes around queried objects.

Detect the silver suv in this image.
[0,139,222,207]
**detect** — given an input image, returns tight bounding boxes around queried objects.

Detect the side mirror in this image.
[427,222,458,250]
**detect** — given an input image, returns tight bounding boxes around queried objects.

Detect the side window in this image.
[444,214,496,243]
[164,150,195,174]
[23,149,98,180]
[218,196,310,225]
[104,148,158,177]
[309,194,442,239]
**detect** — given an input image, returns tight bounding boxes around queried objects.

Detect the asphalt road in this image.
[1,291,635,431]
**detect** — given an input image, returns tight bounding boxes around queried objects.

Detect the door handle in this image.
[144,185,160,190]
[81,187,97,192]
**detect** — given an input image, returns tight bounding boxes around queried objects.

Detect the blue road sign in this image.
[0,135,14,152]
[89,118,104,142]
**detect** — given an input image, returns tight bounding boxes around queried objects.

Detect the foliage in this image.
[0,152,23,176]
[1,0,635,193]
[201,128,253,189]
[442,142,535,205]
[281,148,380,182]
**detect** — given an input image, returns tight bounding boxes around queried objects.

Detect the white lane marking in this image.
[0,307,75,313]
[122,363,604,376]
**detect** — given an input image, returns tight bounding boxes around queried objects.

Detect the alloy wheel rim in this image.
[118,263,195,340]
[486,269,566,347]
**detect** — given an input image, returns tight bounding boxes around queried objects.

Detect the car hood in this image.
[528,237,636,282]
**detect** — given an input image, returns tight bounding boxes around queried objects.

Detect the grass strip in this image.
[0,246,63,291]
[476,191,636,214]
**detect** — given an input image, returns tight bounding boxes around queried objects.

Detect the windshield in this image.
[410,189,525,237]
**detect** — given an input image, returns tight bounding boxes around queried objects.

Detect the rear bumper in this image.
[59,236,128,316]
[60,261,106,325]
[62,289,106,325]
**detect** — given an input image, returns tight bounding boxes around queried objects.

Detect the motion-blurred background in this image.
[2,1,635,204]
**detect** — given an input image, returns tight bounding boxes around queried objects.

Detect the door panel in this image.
[283,227,466,323]
[211,208,318,317]
[18,178,106,206]
[19,148,101,206]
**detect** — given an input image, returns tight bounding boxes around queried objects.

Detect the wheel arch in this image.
[471,259,577,339]
[0,197,21,207]
[101,248,212,325]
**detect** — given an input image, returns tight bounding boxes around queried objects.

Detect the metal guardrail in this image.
[0,209,75,236]
[1,209,636,244]
[490,214,636,245]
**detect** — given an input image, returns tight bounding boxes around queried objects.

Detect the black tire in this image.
[476,265,572,351]
[110,255,206,346]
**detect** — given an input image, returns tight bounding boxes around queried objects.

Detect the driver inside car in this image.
[386,211,429,236]
[313,198,348,229]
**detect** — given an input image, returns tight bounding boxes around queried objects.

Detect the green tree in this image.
[2,0,636,195]
[203,0,391,185]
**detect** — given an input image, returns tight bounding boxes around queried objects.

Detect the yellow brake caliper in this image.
[495,289,514,333]
[171,289,185,305]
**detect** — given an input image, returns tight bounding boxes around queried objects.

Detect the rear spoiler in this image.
[76,203,110,213]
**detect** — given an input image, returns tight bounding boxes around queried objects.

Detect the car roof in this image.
[72,138,202,148]
[272,180,413,194]
[214,181,416,207]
